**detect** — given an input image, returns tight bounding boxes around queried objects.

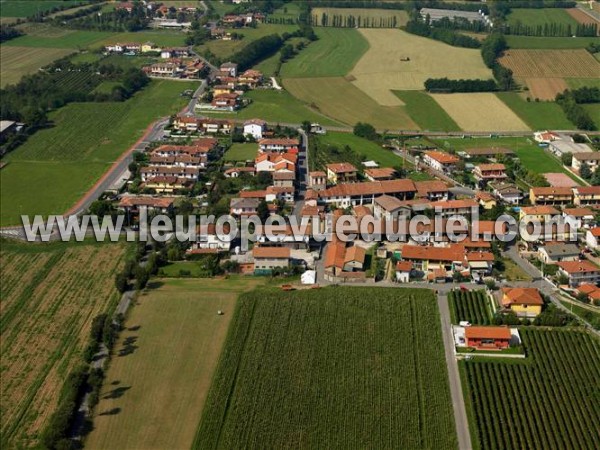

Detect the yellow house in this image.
[476,191,497,210]
[501,287,543,318]
[141,42,161,53]
[213,85,233,96]
[519,205,560,223]
[144,176,189,194]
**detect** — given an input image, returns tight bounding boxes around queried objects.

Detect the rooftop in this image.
[424,150,460,165]
[253,247,291,259]
[465,326,512,340]
[557,261,600,274]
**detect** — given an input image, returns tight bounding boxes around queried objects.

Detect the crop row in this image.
[449,290,492,325]
[464,329,600,450]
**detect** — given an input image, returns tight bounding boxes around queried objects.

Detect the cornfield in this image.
[449,290,493,325]
[463,329,600,450]
[193,287,458,449]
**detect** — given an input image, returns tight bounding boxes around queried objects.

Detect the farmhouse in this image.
[501,287,544,317]
[319,179,417,208]
[464,327,511,350]
[572,152,600,172]
[365,167,396,182]
[573,186,600,207]
[422,151,459,174]
[253,247,290,275]
[258,138,300,153]
[557,261,600,287]
[272,171,295,188]
[529,187,573,206]
[326,163,358,184]
[243,119,267,140]
[473,163,507,182]
[309,171,327,190]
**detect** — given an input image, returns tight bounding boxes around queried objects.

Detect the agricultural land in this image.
[0,80,195,226]
[0,1,83,18]
[462,329,600,450]
[0,46,73,87]
[310,7,409,28]
[85,277,262,450]
[448,290,494,325]
[194,287,457,450]
[506,8,580,29]
[0,241,126,449]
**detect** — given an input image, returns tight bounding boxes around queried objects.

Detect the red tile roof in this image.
[531,187,573,196]
[365,167,396,179]
[396,261,413,272]
[465,326,511,340]
[401,244,465,262]
[476,163,506,171]
[521,206,560,215]
[326,162,357,174]
[253,247,291,259]
[425,151,459,164]
[575,186,600,195]
[557,261,599,274]
[320,180,416,198]
[502,287,544,306]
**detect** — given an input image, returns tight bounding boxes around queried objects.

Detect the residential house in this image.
[211,93,240,111]
[395,261,413,282]
[160,47,191,59]
[255,153,296,173]
[519,205,560,224]
[563,207,595,230]
[253,247,290,275]
[422,151,459,173]
[501,287,544,318]
[238,69,263,88]
[272,171,295,188]
[365,167,396,182]
[224,166,256,178]
[243,119,267,140]
[473,163,507,182]
[476,191,497,210]
[143,176,192,194]
[586,227,600,250]
[117,196,175,215]
[400,244,467,275]
[489,182,523,205]
[414,180,449,201]
[533,130,560,144]
[529,187,573,206]
[309,171,327,190]
[464,327,511,350]
[140,166,199,182]
[143,61,181,77]
[319,179,417,208]
[538,243,580,264]
[572,152,600,172]
[573,186,600,207]
[148,154,205,169]
[549,140,593,157]
[326,163,358,184]
[213,85,234,96]
[557,261,600,287]
[428,199,479,218]
[220,62,238,77]
[373,195,410,221]
[266,186,294,203]
[141,41,161,53]
[343,246,366,271]
[258,138,300,153]
[230,197,259,216]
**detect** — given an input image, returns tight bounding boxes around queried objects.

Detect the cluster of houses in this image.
[171,114,234,135]
[197,63,264,112]
[104,42,192,58]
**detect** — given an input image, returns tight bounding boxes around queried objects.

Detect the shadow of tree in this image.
[103,386,131,400]
[98,407,122,416]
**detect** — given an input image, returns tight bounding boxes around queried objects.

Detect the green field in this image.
[317,131,403,167]
[0,241,126,448]
[223,143,258,161]
[566,78,600,90]
[0,0,82,17]
[496,92,574,130]
[583,104,600,129]
[506,8,579,28]
[85,277,262,450]
[506,35,600,49]
[280,27,369,78]
[0,45,74,87]
[4,30,112,49]
[1,80,195,226]
[205,89,342,126]
[448,290,493,325]
[96,31,188,49]
[194,287,457,449]
[559,300,600,330]
[463,329,600,450]
[394,91,461,132]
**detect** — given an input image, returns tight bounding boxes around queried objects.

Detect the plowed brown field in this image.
[567,8,600,32]
[526,78,569,100]
[499,49,600,78]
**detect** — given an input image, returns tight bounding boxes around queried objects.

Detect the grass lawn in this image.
[0,0,82,17]
[432,136,581,179]
[506,8,579,28]
[394,91,461,132]
[280,27,369,78]
[204,89,342,126]
[506,35,600,49]
[502,257,532,282]
[0,46,74,87]
[85,277,262,450]
[1,80,195,226]
[224,143,258,161]
[496,92,574,130]
[194,287,457,449]
[3,30,112,49]
[583,104,600,130]
[318,131,404,167]
[92,81,122,94]
[69,51,104,64]
[559,300,600,330]
[566,78,600,90]
[0,241,126,449]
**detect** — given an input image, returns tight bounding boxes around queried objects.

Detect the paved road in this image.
[437,291,473,450]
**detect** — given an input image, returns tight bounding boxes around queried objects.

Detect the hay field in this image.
[350,29,493,105]
[86,277,262,450]
[284,77,417,129]
[431,93,530,131]
[525,77,568,100]
[311,7,409,27]
[0,46,73,87]
[499,49,600,78]
[0,243,126,449]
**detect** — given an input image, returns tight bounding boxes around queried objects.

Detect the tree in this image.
[580,161,592,179]
[257,199,269,222]
[115,273,128,293]
[301,120,311,134]
[353,122,378,141]
[561,152,573,166]
[135,266,149,290]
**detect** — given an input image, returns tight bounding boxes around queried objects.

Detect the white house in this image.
[243,119,267,140]
[395,261,413,283]
[563,207,595,230]
[422,151,459,174]
[586,228,600,250]
[537,243,580,264]
[194,224,231,252]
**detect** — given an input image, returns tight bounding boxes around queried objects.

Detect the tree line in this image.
[0,24,23,43]
[556,87,600,131]
[424,78,498,93]
[504,21,598,37]
[311,13,401,28]
[404,18,482,48]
